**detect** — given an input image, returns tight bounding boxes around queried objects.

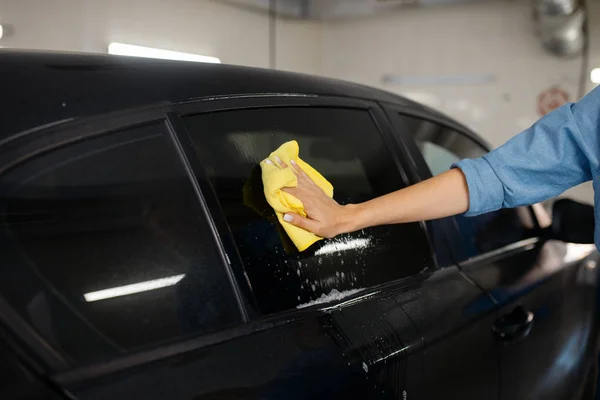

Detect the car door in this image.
[386,108,600,400]
[178,95,500,400]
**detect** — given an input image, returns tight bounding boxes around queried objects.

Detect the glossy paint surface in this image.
[0,50,430,141]
[460,240,599,399]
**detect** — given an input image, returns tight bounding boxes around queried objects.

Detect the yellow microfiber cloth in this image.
[260,140,334,252]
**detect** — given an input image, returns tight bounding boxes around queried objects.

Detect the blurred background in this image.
[0,0,597,202]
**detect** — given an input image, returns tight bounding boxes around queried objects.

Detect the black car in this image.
[0,51,598,400]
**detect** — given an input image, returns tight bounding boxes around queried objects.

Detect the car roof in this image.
[0,50,485,148]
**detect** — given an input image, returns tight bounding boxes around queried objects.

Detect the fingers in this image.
[264,156,291,170]
[290,159,314,183]
[283,212,320,235]
[288,159,301,175]
[264,156,306,179]
[274,156,287,168]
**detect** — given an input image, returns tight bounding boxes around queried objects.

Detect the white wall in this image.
[320,0,596,203]
[0,0,322,74]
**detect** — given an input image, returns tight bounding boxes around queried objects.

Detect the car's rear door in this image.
[385,107,600,400]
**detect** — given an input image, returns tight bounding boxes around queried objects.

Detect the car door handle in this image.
[492,305,534,343]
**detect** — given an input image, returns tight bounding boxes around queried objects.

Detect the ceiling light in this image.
[0,25,3,40]
[108,42,220,64]
[591,68,600,84]
[84,274,185,302]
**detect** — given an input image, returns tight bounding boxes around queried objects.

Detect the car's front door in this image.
[178,96,499,399]
[178,97,427,398]
[387,108,600,400]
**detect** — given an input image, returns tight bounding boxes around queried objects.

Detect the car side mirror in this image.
[551,198,595,244]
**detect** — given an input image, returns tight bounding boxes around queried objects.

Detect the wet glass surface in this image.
[185,107,434,315]
[0,123,242,364]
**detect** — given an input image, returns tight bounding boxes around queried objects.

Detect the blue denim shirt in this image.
[455,85,600,249]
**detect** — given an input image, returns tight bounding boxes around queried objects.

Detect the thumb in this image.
[283,213,320,234]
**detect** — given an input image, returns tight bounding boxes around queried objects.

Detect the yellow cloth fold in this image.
[260,140,334,252]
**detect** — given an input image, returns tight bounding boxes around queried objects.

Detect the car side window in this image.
[184,107,434,315]
[392,113,534,258]
[0,122,242,365]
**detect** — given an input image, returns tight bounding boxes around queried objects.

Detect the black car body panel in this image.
[0,51,598,400]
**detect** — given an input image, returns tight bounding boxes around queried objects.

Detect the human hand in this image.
[266,156,354,239]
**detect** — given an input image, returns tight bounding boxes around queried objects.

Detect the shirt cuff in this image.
[452,157,504,216]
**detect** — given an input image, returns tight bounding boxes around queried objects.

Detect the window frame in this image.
[170,95,439,314]
[381,104,543,263]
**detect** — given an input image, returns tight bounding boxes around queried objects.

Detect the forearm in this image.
[343,168,469,232]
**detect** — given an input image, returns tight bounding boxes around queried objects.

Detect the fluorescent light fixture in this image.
[0,25,3,40]
[591,68,600,84]
[84,274,185,302]
[108,42,220,64]
[314,238,371,256]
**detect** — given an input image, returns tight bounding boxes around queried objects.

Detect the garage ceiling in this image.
[219,0,436,20]
[220,0,585,57]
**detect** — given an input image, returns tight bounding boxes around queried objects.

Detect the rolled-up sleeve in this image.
[454,157,504,216]
[454,85,600,216]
